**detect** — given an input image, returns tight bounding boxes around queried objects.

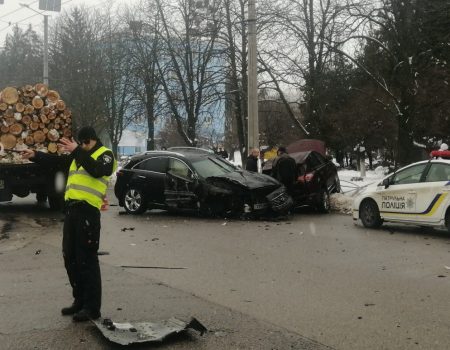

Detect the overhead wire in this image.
[0,0,74,35]
[0,0,39,20]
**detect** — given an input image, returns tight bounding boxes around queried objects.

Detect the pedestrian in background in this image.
[21,126,116,322]
[218,147,229,159]
[245,148,260,172]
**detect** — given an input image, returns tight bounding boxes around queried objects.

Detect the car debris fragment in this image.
[92,317,207,345]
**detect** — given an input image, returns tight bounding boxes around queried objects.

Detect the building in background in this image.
[117,129,146,156]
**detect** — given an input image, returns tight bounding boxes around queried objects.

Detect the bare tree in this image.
[101,9,137,155]
[259,0,353,137]
[50,6,108,133]
[155,0,225,146]
[330,0,450,164]
[124,0,165,151]
[221,0,249,160]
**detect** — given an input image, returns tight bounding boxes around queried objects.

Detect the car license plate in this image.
[0,180,4,190]
[254,202,268,210]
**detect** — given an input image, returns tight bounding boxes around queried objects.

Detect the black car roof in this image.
[129,150,213,162]
[167,147,214,155]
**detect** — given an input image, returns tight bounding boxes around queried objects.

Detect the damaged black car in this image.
[114,149,293,217]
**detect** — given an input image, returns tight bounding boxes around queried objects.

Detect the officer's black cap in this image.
[77,126,98,142]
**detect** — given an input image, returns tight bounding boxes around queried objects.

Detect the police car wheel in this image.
[124,188,147,214]
[360,199,383,228]
[445,210,450,233]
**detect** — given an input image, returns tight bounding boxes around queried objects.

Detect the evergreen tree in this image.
[0,25,43,87]
[50,7,107,133]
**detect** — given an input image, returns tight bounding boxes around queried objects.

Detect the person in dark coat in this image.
[271,146,297,193]
[218,147,229,159]
[245,148,259,172]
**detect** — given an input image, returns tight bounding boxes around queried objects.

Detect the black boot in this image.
[72,308,101,322]
[61,302,83,316]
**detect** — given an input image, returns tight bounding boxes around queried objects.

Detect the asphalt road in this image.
[1,194,449,350]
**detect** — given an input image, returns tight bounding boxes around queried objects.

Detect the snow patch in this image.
[332,169,386,215]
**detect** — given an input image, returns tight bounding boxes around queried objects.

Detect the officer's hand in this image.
[21,149,35,159]
[58,137,78,153]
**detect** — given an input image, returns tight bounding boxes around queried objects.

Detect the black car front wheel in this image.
[123,188,147,214]
[360,199,383,228]
[317,189,330,213]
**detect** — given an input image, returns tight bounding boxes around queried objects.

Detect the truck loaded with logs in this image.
[0,84,73,209]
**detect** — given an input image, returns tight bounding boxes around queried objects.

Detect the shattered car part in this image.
[93,317,207,345]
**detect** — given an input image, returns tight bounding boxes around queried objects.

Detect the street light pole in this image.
[247,0,258,153]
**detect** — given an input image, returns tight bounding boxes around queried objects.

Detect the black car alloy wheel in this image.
[124,188,147,214]
[360,199,383,228]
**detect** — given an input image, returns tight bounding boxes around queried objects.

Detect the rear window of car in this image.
[313,153,326,164]
[306,154,322,170]
[134,157,167,173]
[123,159,140,169]
[424,163,450,182]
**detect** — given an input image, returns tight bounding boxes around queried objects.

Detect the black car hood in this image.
[207,170,280,190]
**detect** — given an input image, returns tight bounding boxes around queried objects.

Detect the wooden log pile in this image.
[0,84,72,157]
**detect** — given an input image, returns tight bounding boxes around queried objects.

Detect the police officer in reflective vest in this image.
[21,126,116,322]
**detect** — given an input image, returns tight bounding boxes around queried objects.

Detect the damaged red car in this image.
[115,149,293,217]
[263,151,340,212]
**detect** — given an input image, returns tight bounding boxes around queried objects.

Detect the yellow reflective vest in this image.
[65,146,116,209]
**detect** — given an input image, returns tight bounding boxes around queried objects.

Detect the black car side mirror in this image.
[382,178,390,189]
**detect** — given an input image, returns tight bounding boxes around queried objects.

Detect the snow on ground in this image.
[330,168,387,214]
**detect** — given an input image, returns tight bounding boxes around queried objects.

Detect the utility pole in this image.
[247,0,258,153]
[43,15,49,85]
[19,4,49,84]
[20,1,61,85]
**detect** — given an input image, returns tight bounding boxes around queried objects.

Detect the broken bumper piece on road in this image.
[93,317,207,345]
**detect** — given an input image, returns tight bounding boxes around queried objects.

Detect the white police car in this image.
[353,158,450,231]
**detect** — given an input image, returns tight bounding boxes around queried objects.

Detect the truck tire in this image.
[48,195,64,211]
[36,193,47,203]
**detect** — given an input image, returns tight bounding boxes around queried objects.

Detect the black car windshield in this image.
[191,157,236,178]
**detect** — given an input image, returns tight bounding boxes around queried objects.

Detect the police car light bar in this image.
[430,150,450,159]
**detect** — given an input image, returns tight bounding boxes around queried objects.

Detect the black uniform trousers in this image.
[62,201,102,313]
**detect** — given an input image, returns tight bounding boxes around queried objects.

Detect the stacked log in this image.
[0,84,72,156]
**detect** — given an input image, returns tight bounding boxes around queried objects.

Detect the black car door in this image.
[164,158,198,208]
[131,157,168,205]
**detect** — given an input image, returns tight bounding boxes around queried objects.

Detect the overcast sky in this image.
[0,0,130,45]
